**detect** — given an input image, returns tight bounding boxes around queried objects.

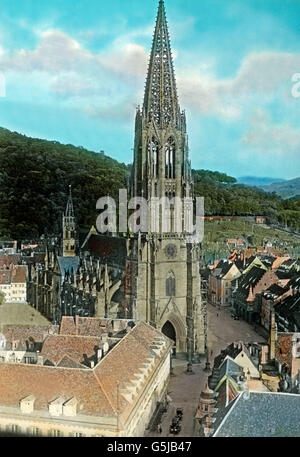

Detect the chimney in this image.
[243,388,250,400]
[36,351,43,365]
[97,349,102,363]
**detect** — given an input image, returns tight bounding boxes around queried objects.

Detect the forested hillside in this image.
[0,128,129,239]
[0,127,299,239]
[193,170,300,227]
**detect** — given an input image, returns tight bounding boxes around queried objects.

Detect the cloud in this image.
[225,52,300,96]
[242,108,300,155]
[1,27,300,125]
[177,51,300,119]
[177,70,241,119]
[51,77,96,97]
[0,30,94,73]
[0,28,148,83]
[99,43,148,79]
[83,100,137,122]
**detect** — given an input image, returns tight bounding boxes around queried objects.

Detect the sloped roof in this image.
[0,322,172,421]
[287,276,300,291]
[41,334,102,366]
[0,363,115,417]
[263,284,286,300]
[0,255,21,268]
[93,322,172,419]
[82,234,127,268]
[57,256,80,280]
[218,357,244,382]
[56,355,88,370]
[211,260,233,278]
[275,292,300,331]
[214,392,300,437]
[213,342,253,370]
[0,325,58,351]
[0,270,11,285]
[11,265,27,283]
[237,266,267,297]
[59,316,114,337]
[276,269,293,280]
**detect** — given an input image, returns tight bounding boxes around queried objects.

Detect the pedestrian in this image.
[217,312,219,317]
[158,424,162,434]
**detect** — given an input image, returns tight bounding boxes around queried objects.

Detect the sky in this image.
[0,0,300,180]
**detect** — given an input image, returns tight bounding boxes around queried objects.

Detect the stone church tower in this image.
[62,185,76,257]
[126,0,206,360]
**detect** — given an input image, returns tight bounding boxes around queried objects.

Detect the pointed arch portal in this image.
[162,320,176,344]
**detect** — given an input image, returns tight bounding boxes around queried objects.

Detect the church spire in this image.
[143,0,180,127]
[62,185,76,257]
[65,185,74,218]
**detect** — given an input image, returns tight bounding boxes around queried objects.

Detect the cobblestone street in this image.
[146,303,267,438]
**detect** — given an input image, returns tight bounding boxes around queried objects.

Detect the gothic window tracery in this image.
[166,271,176,297]
[147,137,159,178]
[165,137,176,179]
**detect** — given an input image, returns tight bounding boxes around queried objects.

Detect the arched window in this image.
[166,271,176,297]
[165,137,176,179]
[147,137,159,178]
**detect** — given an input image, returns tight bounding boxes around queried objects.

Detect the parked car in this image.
[176,408,183,420]
[170,420,181,435]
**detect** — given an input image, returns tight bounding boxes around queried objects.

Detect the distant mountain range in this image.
[237,175,300,199]
[237,176,286,187]
[262,177,300,199]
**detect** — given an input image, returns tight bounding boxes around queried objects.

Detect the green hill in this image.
[0,127,299,239]
[263,177,300,199]
[0,127,129,239]
[193,171,300,228]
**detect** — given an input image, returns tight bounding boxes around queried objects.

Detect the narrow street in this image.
[146,303,267,437]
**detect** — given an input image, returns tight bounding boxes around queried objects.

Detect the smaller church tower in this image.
[62,185,76,257]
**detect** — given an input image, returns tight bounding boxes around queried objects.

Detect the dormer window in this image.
[20,395,35,414]
[49,397,65,417]
[63,397,77,417]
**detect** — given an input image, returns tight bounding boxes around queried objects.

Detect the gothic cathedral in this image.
[126,0,206,360]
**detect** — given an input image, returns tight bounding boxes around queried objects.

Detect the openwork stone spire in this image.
[143,0,180,127]
[65,185,74,219]
[62,185,76,257]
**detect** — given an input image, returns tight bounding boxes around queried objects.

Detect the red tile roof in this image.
[59,316,119,337]
[0,322,172,420]
[41,334,102,366]
[11,265,27,283]
[0,270,11,285]
[93,323,172,418]
[0,363,114,417]
[0,265,27,285]
[0,255,21,269]
[0,325,58,350]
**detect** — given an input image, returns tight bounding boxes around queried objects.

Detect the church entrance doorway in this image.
[162,321,176,356]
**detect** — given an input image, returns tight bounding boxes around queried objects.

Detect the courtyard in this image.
[0,302,50,327]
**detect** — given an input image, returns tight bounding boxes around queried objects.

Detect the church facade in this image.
[125,0,206,360]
